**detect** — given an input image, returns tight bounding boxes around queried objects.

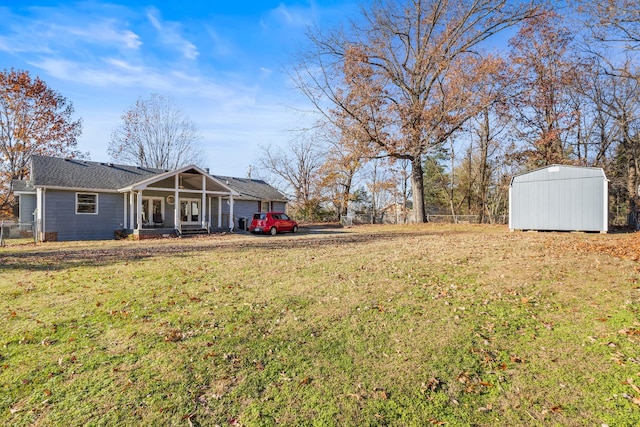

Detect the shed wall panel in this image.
[510,166,607,232]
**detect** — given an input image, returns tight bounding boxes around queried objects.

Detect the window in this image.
[260,201,270,212]
[76,193,98,214]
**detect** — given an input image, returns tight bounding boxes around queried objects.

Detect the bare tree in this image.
[316,121,365,220]
[0,69,83,214]
[577,0,640,82]
[109,93,203,169]
[254,136,325,218]
[293,0,538,222]
[599,69,640,221]
[579,0,640,50]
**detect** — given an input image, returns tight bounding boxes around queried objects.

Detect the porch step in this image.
[180,225,209,237]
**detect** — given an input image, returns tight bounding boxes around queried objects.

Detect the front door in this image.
[180,199,200,224]
[142,197,164,226]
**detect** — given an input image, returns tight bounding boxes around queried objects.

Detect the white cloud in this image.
[267,3,315,29]
[146,7,199,60]
[259,67,273,79]
[30,57,170,90]
[67,22,142,50]
[0,7,142,55]
[205,26,233,57]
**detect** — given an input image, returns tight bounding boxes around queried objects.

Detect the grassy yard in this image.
[1,224,640,426]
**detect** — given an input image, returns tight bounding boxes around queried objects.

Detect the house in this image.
[509,165,609,233]
[12,155,288,241]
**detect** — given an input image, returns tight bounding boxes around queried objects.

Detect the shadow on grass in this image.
[0,227,461,272]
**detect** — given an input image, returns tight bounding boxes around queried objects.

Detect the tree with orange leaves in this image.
[507,10,585,168]
[0,69,83,215]
[293,0,538,222]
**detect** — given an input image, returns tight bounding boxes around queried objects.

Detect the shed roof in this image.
[510,165,607,185]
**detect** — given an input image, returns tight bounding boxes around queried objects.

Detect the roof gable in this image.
[511,165,607,185]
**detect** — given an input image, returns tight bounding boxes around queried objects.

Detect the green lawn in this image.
[1,224,639,426]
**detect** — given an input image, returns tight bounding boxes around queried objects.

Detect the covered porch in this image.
[118,165,239,238]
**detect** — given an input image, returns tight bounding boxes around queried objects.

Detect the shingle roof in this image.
[213,175,288,201]
[30,155,166,190]
[23,155,287,201]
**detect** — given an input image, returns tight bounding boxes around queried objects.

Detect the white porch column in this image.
[201,175,206,228]
[217,196,222,227]
[208,197,212,231]
[136,190,143,230]
[228,194,234,231]
[174,174,180,231]
[123,193,127,229]
[129,192,134,230]
[36,188,43,241]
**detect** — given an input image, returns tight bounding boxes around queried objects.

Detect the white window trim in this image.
[76,192,99,215]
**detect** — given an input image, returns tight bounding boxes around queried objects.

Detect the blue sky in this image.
[0,1,362,176]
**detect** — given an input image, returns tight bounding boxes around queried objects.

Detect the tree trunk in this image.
[478,109,490,223]
[341,175,353,220]
[411,156,426,223]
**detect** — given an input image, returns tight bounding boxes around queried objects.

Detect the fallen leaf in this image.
[457,372,470,383]
[510,355,524,363]
[375,390,389,400]
[423,377,441,392]
[623,378,640,394]
[299,377,310,385]
[164,329,184,342]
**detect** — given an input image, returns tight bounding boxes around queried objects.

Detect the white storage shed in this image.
[509,165,609,233]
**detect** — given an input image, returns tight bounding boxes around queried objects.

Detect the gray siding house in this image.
[509,165,609,233]
[13,155,288,241]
